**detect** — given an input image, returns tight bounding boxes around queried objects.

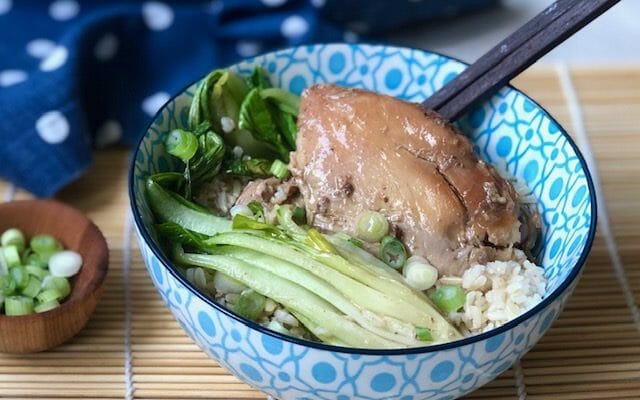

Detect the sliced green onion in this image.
[25,265,48,280]
[431,285,466,313]
[34,299,60,313]
[233,289,266,321]
[306,229,336,254]
[0,232,77,316]
[165,128,199,162]
[48,250,83,278]
[269,159,290,179]
[21,276,42,298]
[0,275,16,296]
[41,276,71,299]
[10,267,29,290]
[416,326,433,342]
[24,252,46,268]
[5,296,34,316]
[1,228,25,252]
[356,210,389,242]
[379,236,407,269]
[403,259,439,291]
[37,288,63,303]
[2,245,21,268]
[30,234,62,262]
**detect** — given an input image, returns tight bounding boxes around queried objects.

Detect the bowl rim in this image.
[128,43,598,356]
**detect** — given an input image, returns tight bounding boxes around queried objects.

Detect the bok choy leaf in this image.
[238,88,291,162]
[146,173,231,236]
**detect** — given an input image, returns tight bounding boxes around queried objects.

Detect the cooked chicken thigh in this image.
[289,84,532,276]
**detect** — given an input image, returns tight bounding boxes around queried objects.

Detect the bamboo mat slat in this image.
[1,68,639,399]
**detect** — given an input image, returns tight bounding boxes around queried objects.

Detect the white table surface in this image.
[392,0,639,65]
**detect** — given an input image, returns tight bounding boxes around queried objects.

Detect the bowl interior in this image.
[0,200,108,307]
[0,200,109,352]
[131,44,595,348]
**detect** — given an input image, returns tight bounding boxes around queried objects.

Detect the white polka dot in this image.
[26,38,57,59]
[311,0,325,7]
[280,15,309,39]
[142,92,170,116]
[0,70,27,87]
[0,0,12,15]
[95,120,123,148]
[39,46,68,71]
[36,111,70,144]
[49,0,79,21]
[207,0,223,13]
[142,2,174,31]
[343,31,359,43]
[236,41,261,58]
[261,0,287,6]
[94,33,119,61]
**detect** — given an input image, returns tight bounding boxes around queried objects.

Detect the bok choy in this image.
[166,67,300,198]
[147,172,461,348]
[146,66,462,349]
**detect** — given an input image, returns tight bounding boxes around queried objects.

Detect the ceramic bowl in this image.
[129,44,596,399]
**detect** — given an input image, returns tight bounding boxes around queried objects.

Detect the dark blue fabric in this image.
[0,0,496,197]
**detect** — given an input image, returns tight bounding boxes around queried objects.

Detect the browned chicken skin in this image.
[289,84,529,276]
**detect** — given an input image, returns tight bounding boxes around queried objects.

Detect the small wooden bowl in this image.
[0,200,108,353]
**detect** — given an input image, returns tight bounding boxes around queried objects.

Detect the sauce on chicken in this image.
[288,84,533,276]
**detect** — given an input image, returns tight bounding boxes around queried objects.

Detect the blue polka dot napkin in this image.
[0,0,496,197]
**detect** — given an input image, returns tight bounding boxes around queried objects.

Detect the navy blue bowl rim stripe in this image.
[128,43,598,356]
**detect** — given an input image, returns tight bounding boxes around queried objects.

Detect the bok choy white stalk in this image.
[173,246,399,348]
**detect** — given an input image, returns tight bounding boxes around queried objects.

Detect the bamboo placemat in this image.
[1,66,639,400]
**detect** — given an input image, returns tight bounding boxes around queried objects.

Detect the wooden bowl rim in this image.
[0,199,109,324]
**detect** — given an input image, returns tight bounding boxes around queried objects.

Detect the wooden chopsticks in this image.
[422,0,621,121]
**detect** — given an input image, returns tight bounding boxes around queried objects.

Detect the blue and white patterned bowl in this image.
[129,44,596,399]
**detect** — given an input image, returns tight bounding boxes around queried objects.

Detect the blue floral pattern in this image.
[130,44,595,399]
